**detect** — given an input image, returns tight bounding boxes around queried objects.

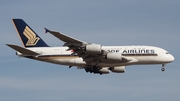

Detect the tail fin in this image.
[12,19,49,47]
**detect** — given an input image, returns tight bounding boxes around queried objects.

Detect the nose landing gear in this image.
[161,64,165,72]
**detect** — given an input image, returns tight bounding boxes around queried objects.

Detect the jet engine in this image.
[99,68,110,74]
[105,53,123,61]
[85,44,102,54]
[109,66,125,73]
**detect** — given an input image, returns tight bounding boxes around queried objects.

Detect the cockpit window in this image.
[166,52,169,54]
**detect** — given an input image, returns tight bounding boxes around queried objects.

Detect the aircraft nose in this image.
[169,54,175,62]
[171,55,174,61]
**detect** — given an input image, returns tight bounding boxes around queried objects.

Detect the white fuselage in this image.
[17,46,174,67]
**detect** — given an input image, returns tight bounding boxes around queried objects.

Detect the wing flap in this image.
[6,44,39,55]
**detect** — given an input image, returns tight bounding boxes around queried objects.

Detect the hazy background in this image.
[0,0,179,101]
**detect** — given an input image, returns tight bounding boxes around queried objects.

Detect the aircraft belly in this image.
[30,55,162,67]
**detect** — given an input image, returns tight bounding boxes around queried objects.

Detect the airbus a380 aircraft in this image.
[7,19,174,75]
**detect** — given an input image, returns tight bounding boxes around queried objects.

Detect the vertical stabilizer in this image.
[12,19,49,47]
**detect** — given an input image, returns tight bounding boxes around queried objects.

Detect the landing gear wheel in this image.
[161,67,165,72]
[161,64,165,72]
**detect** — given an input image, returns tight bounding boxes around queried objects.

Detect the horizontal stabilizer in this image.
[6,44,39,55]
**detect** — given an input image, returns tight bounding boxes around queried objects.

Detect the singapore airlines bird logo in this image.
[23,26,40,46]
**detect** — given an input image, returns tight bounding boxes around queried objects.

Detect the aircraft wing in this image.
[44,28,88,45]
[45,28,130,65]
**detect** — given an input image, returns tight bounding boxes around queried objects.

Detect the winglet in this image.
[44,28,50,34]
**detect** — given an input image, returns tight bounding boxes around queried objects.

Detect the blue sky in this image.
[0,0,180,101]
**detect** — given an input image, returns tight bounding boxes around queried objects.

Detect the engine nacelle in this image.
[85,44,102,54]
[99,68,110,74]
[109,66,125,73]
[106,53,123,61]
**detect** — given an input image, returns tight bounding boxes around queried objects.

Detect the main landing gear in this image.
[161,64,165,72]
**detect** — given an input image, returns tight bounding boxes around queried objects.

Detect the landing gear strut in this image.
[161,64,165,72]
